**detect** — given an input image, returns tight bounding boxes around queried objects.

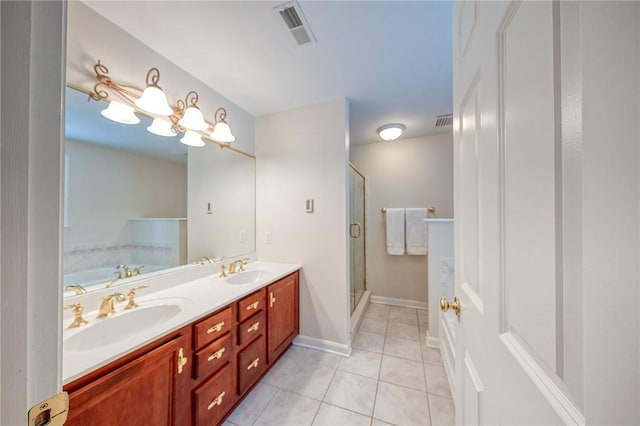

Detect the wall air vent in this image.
[435,114,453,127]
[275,1,317,46]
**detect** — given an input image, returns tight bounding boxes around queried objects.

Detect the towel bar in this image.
[381,206,435,214]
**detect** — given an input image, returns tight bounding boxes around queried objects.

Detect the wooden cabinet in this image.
[64,270,299,426]
[65,334,190,426]
[267,272,299,362]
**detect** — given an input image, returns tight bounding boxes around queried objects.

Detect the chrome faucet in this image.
[97,293,126,318]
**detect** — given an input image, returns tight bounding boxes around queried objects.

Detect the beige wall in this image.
[256,99,350,350]
[350,132,453,303]
[64,139,187,247]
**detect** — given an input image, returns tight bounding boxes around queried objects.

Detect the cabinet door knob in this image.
[207,321,225,334]
[270,293,276,308]
[246,301,259,311]
[207,391,226,410]
[207,347,225,362]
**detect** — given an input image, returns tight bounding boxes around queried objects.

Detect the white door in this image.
[452,1,639,424]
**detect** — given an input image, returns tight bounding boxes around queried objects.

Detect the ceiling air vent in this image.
[435,114,453,127]
[276,1,316,46]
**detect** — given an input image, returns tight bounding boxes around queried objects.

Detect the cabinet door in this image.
[267,272,299,362]
[66,336,188,426]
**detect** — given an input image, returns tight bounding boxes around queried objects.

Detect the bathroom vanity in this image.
[62,262,299,426]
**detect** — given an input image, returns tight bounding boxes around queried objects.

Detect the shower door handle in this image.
[350,223,361,238]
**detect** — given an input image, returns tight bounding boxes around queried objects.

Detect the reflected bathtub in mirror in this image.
[63,86,255,294]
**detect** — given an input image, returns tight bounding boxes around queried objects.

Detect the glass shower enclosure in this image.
[349,164,366,313]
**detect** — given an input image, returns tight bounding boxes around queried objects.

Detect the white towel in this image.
[385,208,405,255]
[406,208,428,255]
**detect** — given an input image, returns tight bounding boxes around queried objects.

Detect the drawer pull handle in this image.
[207,347,226,362]
[207,321,225,334]
[207,391,226,410]
[247,322,260,333]
[246,301,259,311]
[247,357,260,370]
[270,292,276,308]
[177,348,188,374]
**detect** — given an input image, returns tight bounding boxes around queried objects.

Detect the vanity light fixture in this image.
[177,91,209,131]
[180,130,206,147]
[210,108,236,143]
[100,101,140,125]
[88,60,237,148]
[377,123,406,141]
[147,118,177,137]
[135,68,174,116]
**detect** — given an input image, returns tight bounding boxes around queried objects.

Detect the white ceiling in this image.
[84,1,453,145]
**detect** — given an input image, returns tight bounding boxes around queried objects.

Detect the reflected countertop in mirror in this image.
[63,85,256,295]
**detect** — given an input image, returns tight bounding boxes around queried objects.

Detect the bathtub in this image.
[63,265,166,292]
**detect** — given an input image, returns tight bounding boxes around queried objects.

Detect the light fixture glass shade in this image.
[100,101,140,125]
[180,130,205,147]
[147,118,177,137]
[377,123,406,141]
[210,121,236,143]
[178,107,208,131]
[135,86,174,116]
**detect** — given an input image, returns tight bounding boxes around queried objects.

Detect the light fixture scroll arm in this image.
[87,60,142,105]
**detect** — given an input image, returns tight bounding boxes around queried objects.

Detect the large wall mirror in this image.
[63,86,255,295]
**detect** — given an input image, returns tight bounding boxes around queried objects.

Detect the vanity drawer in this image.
[237,335,267,394]
[194,333,232,380]
[194,307,232,350]
[237,289,265,323]
[237,311,265,347]
[193,363,234,426]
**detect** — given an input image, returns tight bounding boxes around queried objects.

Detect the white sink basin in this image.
[65,302,185,352]
[225,269,274,285]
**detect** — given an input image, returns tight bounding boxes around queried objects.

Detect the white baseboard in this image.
[370,295,427,310]
[293,335,352,357]
[426,331,440,349]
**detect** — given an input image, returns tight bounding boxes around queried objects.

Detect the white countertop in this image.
[62,261,301,384]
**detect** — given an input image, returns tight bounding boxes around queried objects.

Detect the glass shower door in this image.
[349,165,366,313]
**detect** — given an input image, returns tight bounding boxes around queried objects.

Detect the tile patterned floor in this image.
[224,303,454,426]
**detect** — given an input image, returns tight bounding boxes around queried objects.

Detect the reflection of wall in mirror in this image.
[188,143,256,261]
[63,138,187,274]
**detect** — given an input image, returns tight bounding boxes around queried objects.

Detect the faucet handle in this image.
[125,285,149,310]
[219,264,227,279]
[64,303,89,328]
[65,284,87,295]
[133,265,145,276]
[106,271,123,288]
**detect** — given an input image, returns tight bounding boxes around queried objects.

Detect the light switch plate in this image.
[305,199,314,213]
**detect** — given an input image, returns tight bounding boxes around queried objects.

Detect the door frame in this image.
[1,1,66,424]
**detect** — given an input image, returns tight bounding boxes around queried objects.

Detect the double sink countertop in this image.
[62,260,301,384]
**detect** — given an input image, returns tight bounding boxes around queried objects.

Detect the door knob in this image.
[440,297,460,317]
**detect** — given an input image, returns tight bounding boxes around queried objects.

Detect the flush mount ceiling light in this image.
[100,101,140,125]
[377,123,406,141]
[210,108,236,143]
[135,68,174,116]
[87,60,236,148]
